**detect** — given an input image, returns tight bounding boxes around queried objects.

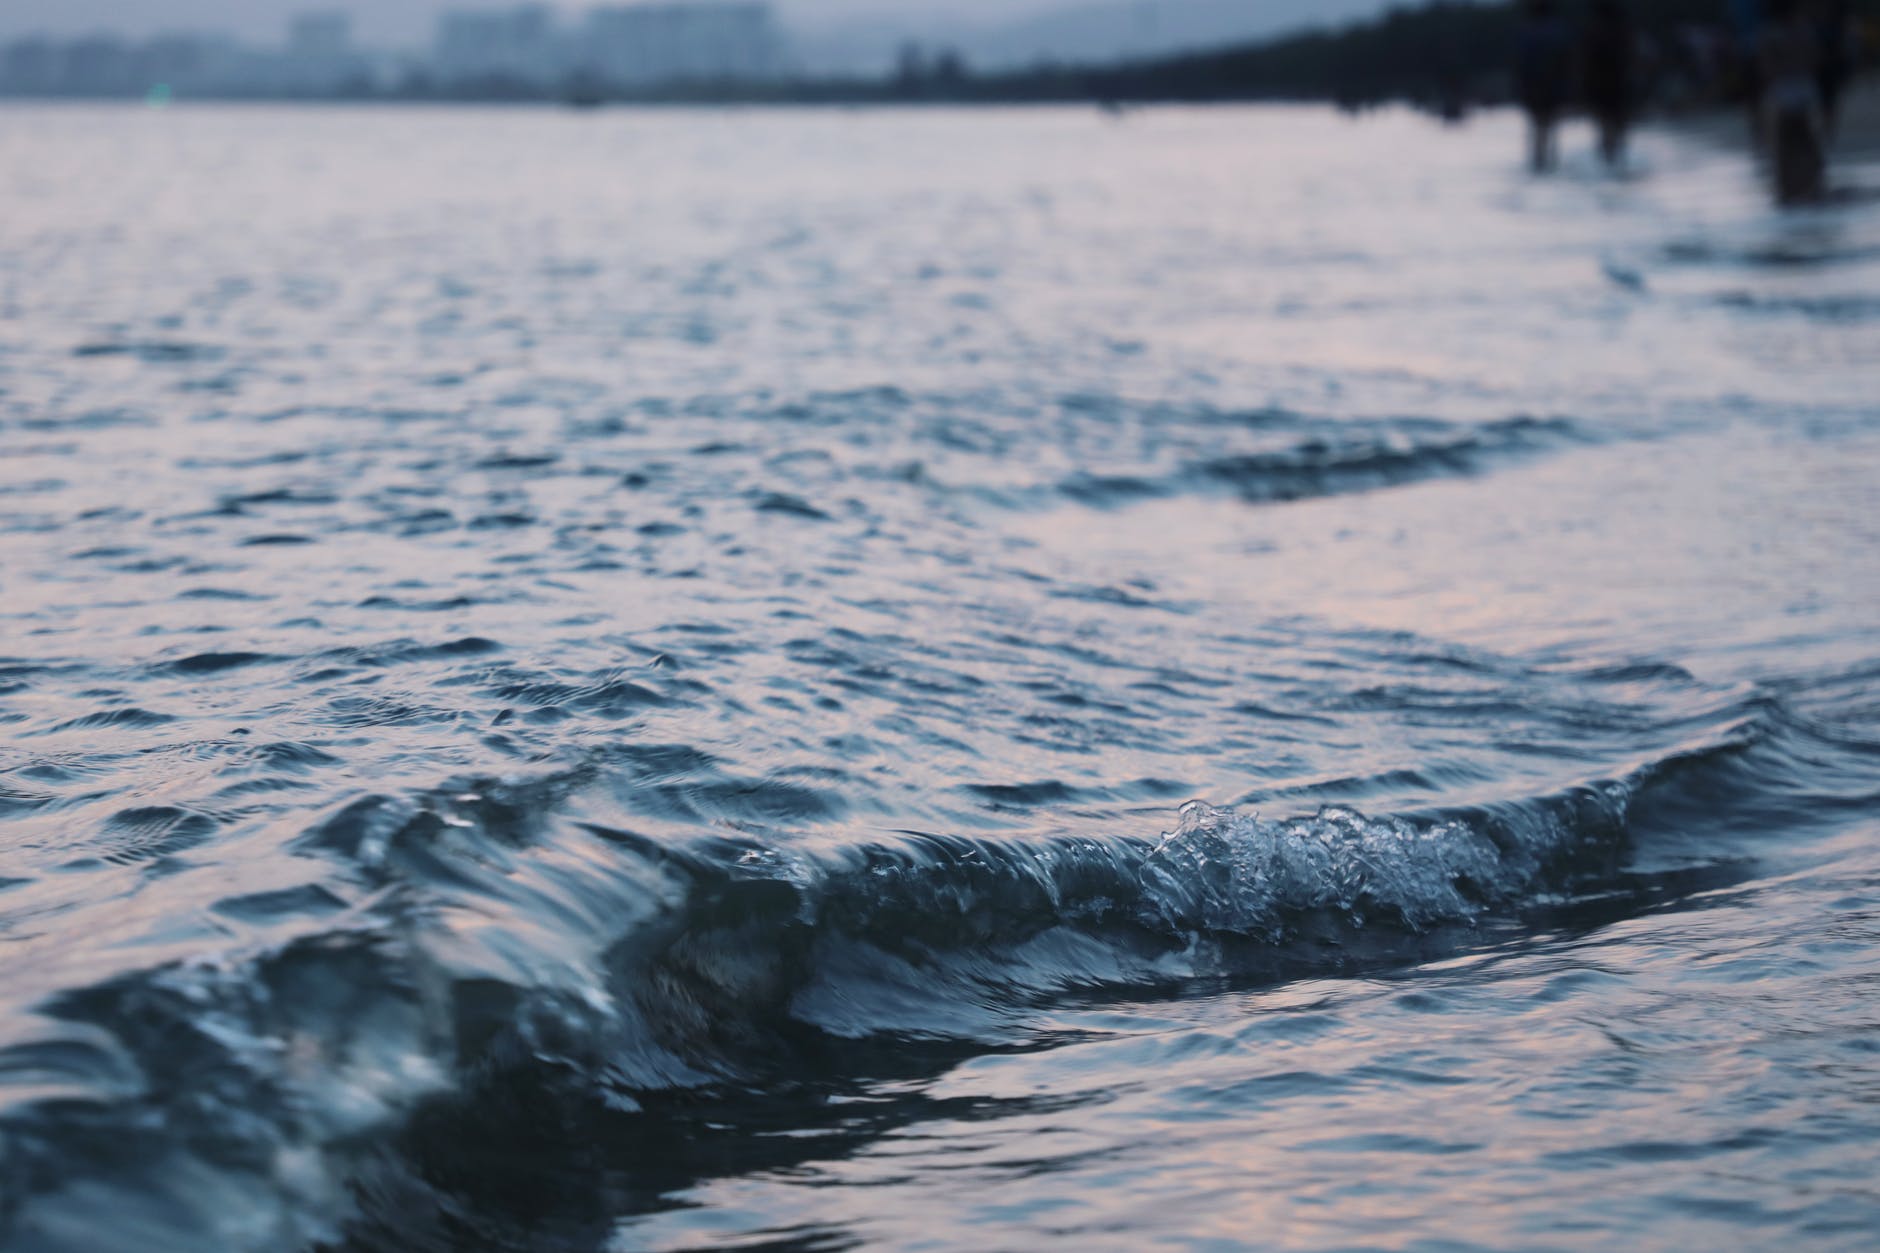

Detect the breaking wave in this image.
[3,695,1862,1251]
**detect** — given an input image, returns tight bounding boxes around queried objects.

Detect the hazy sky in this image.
[1,0,1392,47]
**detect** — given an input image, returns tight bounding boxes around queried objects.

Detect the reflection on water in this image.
[0,103,1877,1251]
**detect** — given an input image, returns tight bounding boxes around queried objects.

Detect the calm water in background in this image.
[0,102,1877,1252]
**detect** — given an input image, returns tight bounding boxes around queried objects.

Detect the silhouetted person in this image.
[1815,0,1854,137]
[1583,0,1636,166]
[1728,0,1767,141]
[1760,0,1826,202]
[1516,0,1572,171]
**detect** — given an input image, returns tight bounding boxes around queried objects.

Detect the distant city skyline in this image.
[0,0,1395,55]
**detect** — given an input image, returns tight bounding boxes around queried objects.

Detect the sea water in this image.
[0,103,1877,1251]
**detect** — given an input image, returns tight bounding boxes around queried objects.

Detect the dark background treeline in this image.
[753,0,1879,110]
[946,1,1871,104]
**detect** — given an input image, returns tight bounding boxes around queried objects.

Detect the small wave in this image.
[177,587,272,602]
[1662,238,1880,270]
[41,708,177,735]
[89,806,223,867]
[212,487,340,515]
[159,652,280,676]
[1714,291,1880,322]
[753,490,833,520]
[1059,415,1580,509]
[1190,416,1578,504]
[72,341,225,364]
[492,675,671,715]
[475,451,561,471]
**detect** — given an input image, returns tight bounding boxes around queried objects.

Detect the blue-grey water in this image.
[1,102,1877,1252]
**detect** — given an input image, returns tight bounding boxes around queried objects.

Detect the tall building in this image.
[0,32,247,97]
[578,3,781,86]
[0,38,61,94]
[434,5,559,86]
[145,34,246,92]
[289,13,352,58]
[279,11,362,92]
[61,37,136,94]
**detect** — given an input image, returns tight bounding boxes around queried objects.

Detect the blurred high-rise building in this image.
[578,3,781,87]
[280,11,364,92]
[434,5,559,87]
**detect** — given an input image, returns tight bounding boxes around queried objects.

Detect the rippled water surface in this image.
[1,103,1878,1251]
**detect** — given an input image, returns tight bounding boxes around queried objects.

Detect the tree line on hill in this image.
[775,0,1878,112]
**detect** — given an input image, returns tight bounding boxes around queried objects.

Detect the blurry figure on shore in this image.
[1815,0,1854,136]
[1760,0,1827,202]
[1728,0,1766,140]
[1582,0,1637,166]
[1517,0,1573,171]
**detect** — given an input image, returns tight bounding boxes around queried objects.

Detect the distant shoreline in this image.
[13,1,1872,116]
